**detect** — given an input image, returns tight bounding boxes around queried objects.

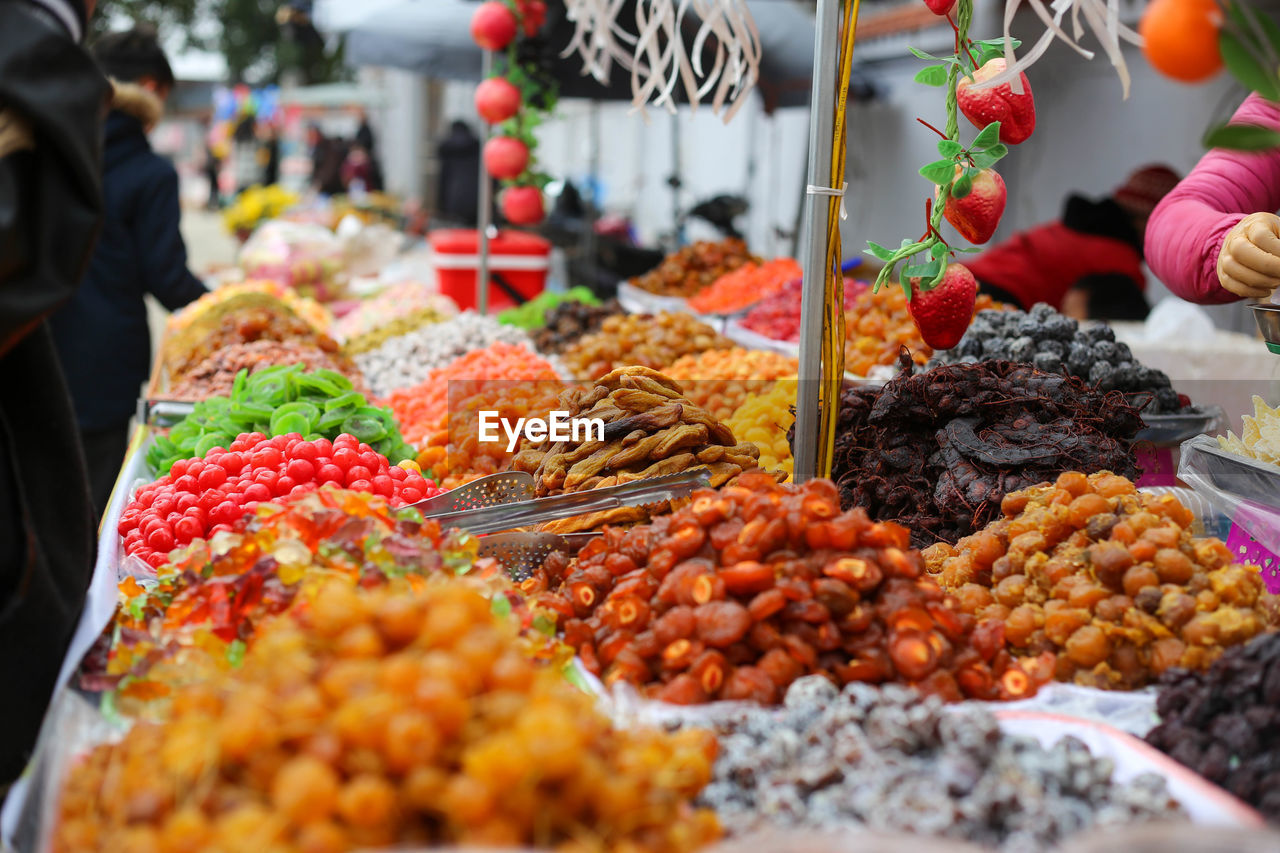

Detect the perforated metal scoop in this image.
[479,532,600,581]
[409,471,535,515]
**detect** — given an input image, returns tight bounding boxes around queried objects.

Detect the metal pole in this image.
[793,0,841,483]
[585,101,601,291]
[476,51,494,315]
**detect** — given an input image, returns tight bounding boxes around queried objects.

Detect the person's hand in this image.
[1218,212,1280,299]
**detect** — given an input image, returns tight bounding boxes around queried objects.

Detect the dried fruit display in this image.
[1147,631,1280,821]
[339,307,449,356]
[843,287,1005,377]
[382,342,559,447]
[353,311,534,397]
[690,676,1184,850]
[664,348,799,421]
[56,579,722,852]
[826,360,1144,546]
[629,237,760,298]
[932,304,1192,413]
[120,433,441,568]
[168,280,333,338]
[149,366,412,477]
[687,258,803,315]
[527,471,1048,703]
[91,488,477,709]
[166,340,369,401]
[559,311,734,381]
[727,381,797,481]
[165,301,342,384]
[497,285,599,329]
[331,281,458,343]
[738,277,864,343]
[530,298,622,354]
[924,471,1280,689]
[415,380,564,489]
[1218,395,1280,465]
[510,367,766,532]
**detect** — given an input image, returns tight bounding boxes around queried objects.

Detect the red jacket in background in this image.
[966,195,1147,311]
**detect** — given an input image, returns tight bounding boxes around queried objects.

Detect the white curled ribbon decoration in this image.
[561,0,762,122]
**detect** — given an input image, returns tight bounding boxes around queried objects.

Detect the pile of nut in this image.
[689,676,1185,851]
[510,367,764,533]
[924,471,1280,689]
[559,312,734,381]
[166,303,340,384]
[525,471,1048,703]
[664,348,799,422]
[629,238,760,298]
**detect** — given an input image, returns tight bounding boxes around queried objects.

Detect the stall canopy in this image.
[332,0,876,112]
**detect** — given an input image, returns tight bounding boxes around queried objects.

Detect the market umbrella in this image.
[333,0,868,113]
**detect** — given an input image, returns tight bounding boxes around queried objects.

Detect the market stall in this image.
[10,0,1280,851]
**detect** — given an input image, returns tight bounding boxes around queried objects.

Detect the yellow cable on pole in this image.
[816,0,860,478]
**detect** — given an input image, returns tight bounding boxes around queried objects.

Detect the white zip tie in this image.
[807,181,848,220]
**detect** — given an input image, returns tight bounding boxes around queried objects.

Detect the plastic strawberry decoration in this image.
[907,263,978,349]
[957,58,1036,144]
[865,0,1021,347]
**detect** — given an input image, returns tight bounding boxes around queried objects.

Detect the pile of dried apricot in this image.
[664,348,798,422]
[924,471,1280,689]
[559,312,733,381]
[526,471,1050,704]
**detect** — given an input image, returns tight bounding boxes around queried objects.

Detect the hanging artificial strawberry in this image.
[470,0,558,226]
[866,0,1033,349]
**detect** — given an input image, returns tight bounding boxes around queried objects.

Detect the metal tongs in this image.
[419,468,712,535]
[137,398,197,427]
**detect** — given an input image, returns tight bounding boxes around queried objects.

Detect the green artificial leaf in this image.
[971,143,1009,169]
[930,242,950,260]
[974,37,1021,65]
[919,159,958,186]
[902,258,944,280]
[952,171,974,199]
[1203,122,1280,151]
[1219,29,1280,101]
[865,241,897,261]
[937,139,964,158]
[971,121,1003,151]
[914,64,949,86]
[953,245,984,253]
[908,46,945,61]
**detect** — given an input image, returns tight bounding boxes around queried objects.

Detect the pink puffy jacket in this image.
[1145,94,1280,304]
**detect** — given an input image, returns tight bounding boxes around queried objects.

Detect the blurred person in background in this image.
[202,118,222,210]
[51,25,207,520]
[342,141,374,194]
[308,122,346,195]
[257,120,280,187]
[436,119,481,225]
[0,0,108,789]
[1145,94,1280,305]
[966,165,1182,321]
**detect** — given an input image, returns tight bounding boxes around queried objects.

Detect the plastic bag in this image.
[238,220,347,302]
[1179,436,1280,557]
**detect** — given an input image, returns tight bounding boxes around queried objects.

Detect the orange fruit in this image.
[1140,0,1223,83]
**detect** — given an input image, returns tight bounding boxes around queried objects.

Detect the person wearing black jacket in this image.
[51,27,207,518]
[0,0,108,788]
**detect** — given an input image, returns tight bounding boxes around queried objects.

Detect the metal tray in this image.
[1135,406,1224,446]
[1180,435,1280,511]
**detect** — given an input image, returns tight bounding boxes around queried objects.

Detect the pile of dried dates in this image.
[824,360,1144,546]
[525,471,1050,704]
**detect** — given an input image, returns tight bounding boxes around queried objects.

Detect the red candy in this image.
[119,432,443,567]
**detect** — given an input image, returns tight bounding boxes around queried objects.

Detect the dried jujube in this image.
[526,471,1050,704]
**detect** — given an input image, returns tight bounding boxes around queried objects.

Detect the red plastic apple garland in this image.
[470,0,555,226]
[866,0,1035,350]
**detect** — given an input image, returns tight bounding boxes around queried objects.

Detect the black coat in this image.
[51,96,207,431]
[0,0,107,784]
